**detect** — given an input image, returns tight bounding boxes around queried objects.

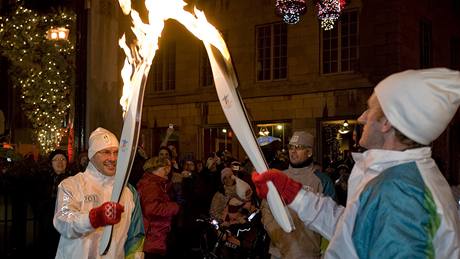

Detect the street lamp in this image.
[338,120,351,134]
[46,27,70,41]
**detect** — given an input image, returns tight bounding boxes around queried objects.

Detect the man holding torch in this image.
[252,68,460,258]
[53,127,145,258]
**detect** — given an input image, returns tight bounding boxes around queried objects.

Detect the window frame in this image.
[150,41,176,93]
[199,44,214,87]
[320,9,359,75]
[255,22,288,81]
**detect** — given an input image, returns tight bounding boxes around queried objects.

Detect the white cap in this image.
[375,68,460,145]
[221,167,234,182]
[235,177,252,200]
[88,127,119,159]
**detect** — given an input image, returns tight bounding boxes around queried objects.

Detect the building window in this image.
[199,46,213,87]
[150,41,176,92]
[420,20,432,68]
[256,22,287,81]
[450,37,460,70]
[321,10,359,74]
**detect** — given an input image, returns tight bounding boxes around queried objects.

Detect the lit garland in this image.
[317,0,346,30]
[275,0,307,24]
[0,1,75,154]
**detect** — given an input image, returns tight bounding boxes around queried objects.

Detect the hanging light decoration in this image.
[317,0,346,30]
[275,0,307,25]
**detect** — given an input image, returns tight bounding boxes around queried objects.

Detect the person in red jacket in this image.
[137,156,180,258]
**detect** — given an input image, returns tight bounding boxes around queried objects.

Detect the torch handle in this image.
[99,64,149,255]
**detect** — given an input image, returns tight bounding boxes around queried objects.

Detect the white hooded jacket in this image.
[53,162,140,258]
[288,147,460,258]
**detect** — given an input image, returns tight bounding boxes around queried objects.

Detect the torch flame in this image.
[111,1,294,246]
[118,0,131,15]
[118,0,230,115]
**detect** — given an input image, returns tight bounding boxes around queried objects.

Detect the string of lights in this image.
[0,1,75,154]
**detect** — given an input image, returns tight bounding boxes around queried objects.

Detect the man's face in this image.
[288,144,312,166]
[159,149,170,160]
[51,154,67,175]
[358,94,386,149]
[91,147,118,176]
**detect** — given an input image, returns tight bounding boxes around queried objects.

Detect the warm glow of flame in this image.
[118,0,131,15]
[118,0,230,114]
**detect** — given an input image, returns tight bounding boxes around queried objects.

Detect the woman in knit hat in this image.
[38,149,73,258]
[209,168,238,220]
[137,156,179,258]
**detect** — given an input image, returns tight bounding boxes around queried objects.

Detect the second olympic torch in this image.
[203,42,294,233]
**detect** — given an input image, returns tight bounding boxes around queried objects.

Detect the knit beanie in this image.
[221,167,234,183]
[49,149,68,161]
[375,68,460,145]
[88,127,119,159]
[235,177,252,200]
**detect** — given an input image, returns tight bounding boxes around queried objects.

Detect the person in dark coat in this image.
[137,156,179,258]
[39,149,73,258]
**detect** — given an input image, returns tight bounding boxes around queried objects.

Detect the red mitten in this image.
[89,201,124,228]
[251,169,302,204]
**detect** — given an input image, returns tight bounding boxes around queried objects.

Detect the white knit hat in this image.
[235,177,252,200]
[88,127,119,159]
[221,167,234,182]
[375,68,460,145]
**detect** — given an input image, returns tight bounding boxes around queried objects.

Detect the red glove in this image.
[89,202,124,228]
[251,169,302,205]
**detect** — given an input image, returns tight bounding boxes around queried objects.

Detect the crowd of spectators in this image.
[0,137,355,258]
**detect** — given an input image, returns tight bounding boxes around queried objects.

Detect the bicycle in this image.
[195,209,266,259]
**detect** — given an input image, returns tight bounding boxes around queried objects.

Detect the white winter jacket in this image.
[53,162,142,258]
[289,147,460,258]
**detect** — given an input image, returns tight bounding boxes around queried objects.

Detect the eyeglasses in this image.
[97,150,119,157]
[52,158,67,162]
[288,144,310,151]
